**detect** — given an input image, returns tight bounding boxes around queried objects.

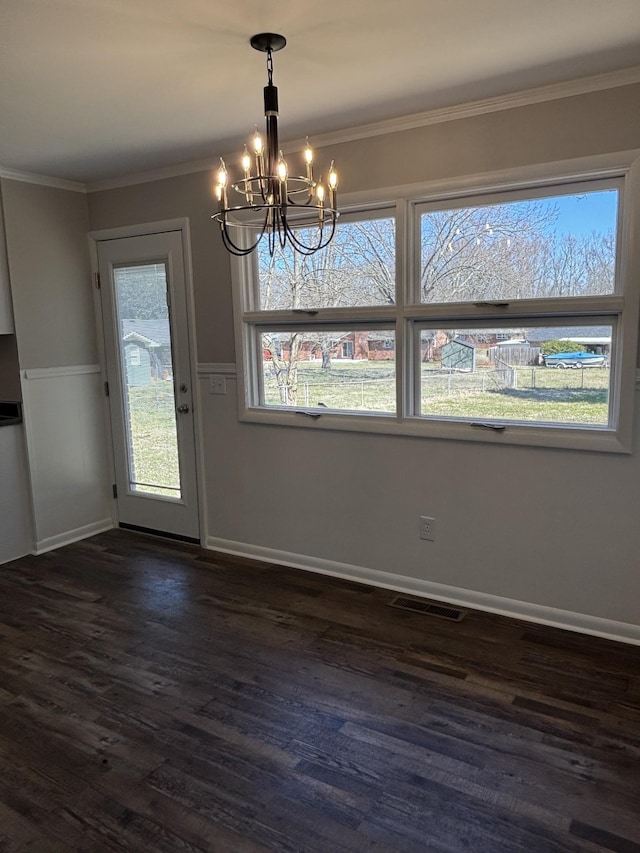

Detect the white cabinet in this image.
[0,425,33,563]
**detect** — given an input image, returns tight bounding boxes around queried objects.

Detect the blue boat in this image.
[544,351,606,368]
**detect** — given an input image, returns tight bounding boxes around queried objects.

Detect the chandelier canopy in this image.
[212,33,339,257]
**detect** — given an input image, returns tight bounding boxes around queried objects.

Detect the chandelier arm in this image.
[277,207,288,251]
[283,221,323,254]
[220,229,259,256]
[280,189,314,208]
[287,193,315,208]
[284,215,338,255]
[218,215,269,256]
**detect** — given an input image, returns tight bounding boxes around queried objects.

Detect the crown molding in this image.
[12,63,632,195]
[286,65,640,153]
[0,166,86,193]
[87,158,217,193]
[87,65,640,193]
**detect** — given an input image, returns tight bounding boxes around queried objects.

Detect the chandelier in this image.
[212,33,339,257]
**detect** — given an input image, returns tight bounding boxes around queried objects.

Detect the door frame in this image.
[88,218,205,544]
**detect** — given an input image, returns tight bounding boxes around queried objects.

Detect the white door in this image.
[97,231,200,541]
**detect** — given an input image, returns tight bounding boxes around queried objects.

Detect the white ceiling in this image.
[1,0,639,185]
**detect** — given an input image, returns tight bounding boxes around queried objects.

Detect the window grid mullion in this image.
[402,296,624,323]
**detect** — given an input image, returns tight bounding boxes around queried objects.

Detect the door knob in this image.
[177,404,190,414]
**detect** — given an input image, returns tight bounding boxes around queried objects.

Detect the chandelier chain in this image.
[267,49,274,86]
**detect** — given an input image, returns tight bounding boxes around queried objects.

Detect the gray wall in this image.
[334,85,640,193]
[89,172,233,364]
[1,179,111,553]
[88,83,640,631]
[2,179,96,369]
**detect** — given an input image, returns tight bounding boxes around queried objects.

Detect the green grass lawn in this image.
[422,388,608,423]
[126,384,181,497]
[263,360,610,424]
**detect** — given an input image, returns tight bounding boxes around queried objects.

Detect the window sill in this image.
[239,405,631,454]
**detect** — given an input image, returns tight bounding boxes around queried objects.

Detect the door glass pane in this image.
[113,263,181,498]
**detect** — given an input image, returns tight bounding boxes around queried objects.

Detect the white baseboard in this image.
[206,536,640,646]
[33,518,114,555]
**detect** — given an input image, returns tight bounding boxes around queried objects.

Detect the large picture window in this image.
[234,161,638,452]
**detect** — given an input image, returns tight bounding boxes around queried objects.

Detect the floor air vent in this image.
[388,596,467,622]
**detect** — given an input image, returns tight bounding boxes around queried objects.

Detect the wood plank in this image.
[0,528,638,852]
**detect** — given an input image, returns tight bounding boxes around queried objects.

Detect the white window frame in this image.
[232,151,640,453]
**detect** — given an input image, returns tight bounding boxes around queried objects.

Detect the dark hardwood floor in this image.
[0,530,639,852]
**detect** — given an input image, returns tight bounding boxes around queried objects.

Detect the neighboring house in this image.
[266,330,395,362]
[365,331,396,360]
[121,319,173,384]
[264,327,608,367]
[525,326,612,355]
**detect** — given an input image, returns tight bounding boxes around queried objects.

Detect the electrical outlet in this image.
[419,516,435,541]
[209,375,227,395]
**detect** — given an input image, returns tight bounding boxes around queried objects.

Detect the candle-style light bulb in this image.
[303,137,314,190]
[217,158,228,188]
[304,139,313,166]
[328,163,338,190]
[277,152,288,206]
[242,146,251,174]
[302,136,313,199]
[241,145,254,204]
[316,181,326,222]
[216,159,228,210]
[277,152,288,181]
[215,157,229,212]
[327,161,338,211]
[253,127,265,193]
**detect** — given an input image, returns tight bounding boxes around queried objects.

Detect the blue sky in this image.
[544,189,618,237]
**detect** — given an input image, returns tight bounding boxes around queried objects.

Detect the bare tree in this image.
[262,331,302,405]
[258,219,395,402]
[419,202,557,303]
[257,201,616,404]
